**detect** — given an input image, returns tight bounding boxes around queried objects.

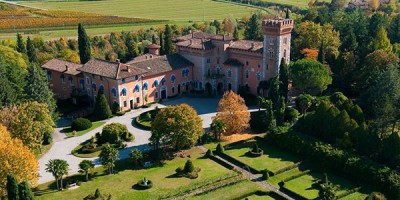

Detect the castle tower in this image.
[261,17,294,80]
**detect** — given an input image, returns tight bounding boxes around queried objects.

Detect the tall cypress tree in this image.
[318,42,325,64]
[276,96,286,126]
[244,13,261,40]
[78,23,92,64]
[7,174,19,200]
[26,37,36,63]
[125,33,138,61]
[164,25,173,55]
[159,32,164,55]
[24,64,57,119]
[16,33,26,54]
[152,34,157,44]
[269,76,280,106]
[279,58,289,100]
[233,27,239,40]
[285,8,290,19]
[93,89,112,120]
[18,181,34,200]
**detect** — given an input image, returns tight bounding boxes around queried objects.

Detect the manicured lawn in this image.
[242,194,276,200]
[224,138,301,173]
[63,121,105,137]
[188,180,265,200]
[268,167,306,187]
[19,0,262,21]
[71,144,101,158]
[341,191,369,200]
[35,148,237,199]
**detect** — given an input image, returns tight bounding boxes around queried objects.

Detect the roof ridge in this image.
[116,63,122,79]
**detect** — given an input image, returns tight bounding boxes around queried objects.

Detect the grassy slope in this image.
[18,0,261,21]
[35,148,236,200]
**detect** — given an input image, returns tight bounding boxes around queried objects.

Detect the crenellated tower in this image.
[261,17,294,80]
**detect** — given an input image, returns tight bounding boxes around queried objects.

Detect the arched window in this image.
[257,72,261,81]
[60,74,65,84]
[99,85,104,92]
[111,88,117,97]
[143,82,148,90]
[245,70,249,79]
[68,76,74,86]
[134,84,140,93]
[227,70,232,78]
[154,79,159,87]
[86,88,91,96]
[186,69,190,76]
[182,69,185,77]
[161,77,166,86]
[122,88,127,96]
[92,83,97,91]
[79,79,84,89]
[171,75,176,84]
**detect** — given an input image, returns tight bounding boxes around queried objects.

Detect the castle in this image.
[42,17,294,111]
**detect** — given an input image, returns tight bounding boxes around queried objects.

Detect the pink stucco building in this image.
[42,17,293,111]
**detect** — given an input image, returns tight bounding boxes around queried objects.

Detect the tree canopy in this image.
[78,23,92,64]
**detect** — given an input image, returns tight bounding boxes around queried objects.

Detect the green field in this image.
[35,148,237,199]
[18,0,262,21]
[260,0,331,8]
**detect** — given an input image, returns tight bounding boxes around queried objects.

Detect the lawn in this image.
[71,144,101,158]
[35,148,237,200]
[18,0,262,21]
[63,121,105,137]
[224,138,301,173]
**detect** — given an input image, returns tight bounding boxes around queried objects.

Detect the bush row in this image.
[272,162,302,176]
[215,149,262,174]
[281,170,311,183]
[266,131,400,199]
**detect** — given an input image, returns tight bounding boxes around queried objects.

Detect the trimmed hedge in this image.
[71,118,92,131]
[208,155,234,170]
[134,116,151,130]
[273,162,302,176]
[281,170,311,182]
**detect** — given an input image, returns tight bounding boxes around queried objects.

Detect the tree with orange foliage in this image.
[308,0,314,8]
[0,125,38,198]
[214,91,250,135]
[370,0,379,10]
[301,48,319,60]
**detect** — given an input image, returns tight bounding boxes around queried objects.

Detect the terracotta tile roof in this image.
[41,58,82,75]
[176,31,233,42]
[147,44,161,49]
[130,54,193,76]
[126,54,160,64]
[229,40,263,53]
[78,58,146,80]
[175,38,215,50]
[223,58,243,67]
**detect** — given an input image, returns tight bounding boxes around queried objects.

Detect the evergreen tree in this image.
[6,174,19,200]
[389,14,400,43]
[233,26,239,40]
[264,100,276,132]
[125,33,138,60]
[94,188,101,198]
[164,25,173,55]
[26,37,36,63]
[244,13,261,40]
[0,61,18,107]
[269,76,280,106]
[285,8,290,19]
[78,23,92,64]
[183,160,194,173]
[152,34,157,44]
[159,32,164,55]
[18,181,33,200]
[16,33,26,54]
[368,27,392,52]
[318,42,325,64]
[93,89,112,120]
[212,20,221,34]
[24,64,57,119]
[279,58,289,100]
[340,27,358,52]
[276,96,286,126]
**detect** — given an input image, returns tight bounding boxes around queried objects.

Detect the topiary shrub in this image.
[112,102,120,114]
[98,123,132,144]
[71,118,92,131]
[184,160,194,173]
[205,149,214,157]
[133,178,153,190]
[248,143,263,157]
[42,132,53,145]
[216,143,224,154]
[262,170,270,180]
[175,160,201,179]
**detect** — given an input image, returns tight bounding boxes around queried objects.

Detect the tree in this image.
[99,123,132,144]
[129,149,143,167]
[18,181,33,200]
[93,89,112,120]
[233,26,239,40]
[183,160,194,173]
[151,104,203,150]
[99,144,119,174]
[78,23,92,64]
[159,32,164,55]
[210,119,226,141]
[95,188,101,198]
[300,48,319,60]
[244,13,261,40]
[389,14,400,43]
[58,49,80,63]
[216,143,224,153]
[0,61,18,107]
[370,0,379,11]
[319,174,337,200]
[369,13,388,38]
[214,91,250,135]
[276,96,286,126]
[6,174,19,200]
[368,27,392,52]
[285,8,290,18]
[0,125,38,197]
[318,42,325,63]
[331,0,349,10]
[269,76,280,106]
[16,33,25,54]
[296,94,314,114]
[361,50,398,87]
[24,64,57,119]
[291,59,332,95]
[279,58,289,100]
[26,37,36,63]
[163,25,173,55]
[263,99,276,131]
[45,159,69,191]
[125,33,138,60]
[222,15,237,33]
[79,160,95,181]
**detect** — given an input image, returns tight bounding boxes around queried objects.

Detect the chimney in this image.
[65,65,69,71]
[251,43,255,49]
[116,59,120,63]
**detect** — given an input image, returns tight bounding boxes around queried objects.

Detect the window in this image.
[182,70,185,77]
[111,88,117,97]
[266,64,269,70]
[216,68,220,75]
[99,85,104,92]
[92,83,96,91]
[284,37,287,45]
[171,75,176,84]
[172,87,175,94]
[258,64,261,68]
[60,74,65,84]
[143,82,148,90]
[246,61,249,66]
[86,77,90,84]
[122,88,127,96]
[207,58,211,63]
[207,68,211,76]
[185,69,189,77]
[68,76,74,86]
[284,49,287,58]
[154,79,159,88]
[86,88,91,96]
[245,70,249,79]
[161,78,166,86]
[135,85,140,93]
[269,38,274,45]
[79,80,84,89]
[47,71,52,80]
[123,100,127,107]
[269,49,274,59]
[155,91,158,99]
[227,70,232,78]
[257,72,261,81]
[136,97,140,104]
[122,78,125,84]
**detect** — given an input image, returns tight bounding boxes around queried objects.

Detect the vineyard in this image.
[0,3,158,31]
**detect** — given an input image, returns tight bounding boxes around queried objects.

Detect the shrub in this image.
[145,112,152,121]
[205,149,214,157]
[184,160,194,173]
[248,143,263,157]
[262,170,270,180]
[216,143,224,154]
[175,160,200,179]
[71,118,92,131]
[112,102,119,114]
[284,107,300,123]
[252,143,260,153]
[98,123,132,144]
[130,149,143,167]
[42,132,53,145]
[175,167,184,175]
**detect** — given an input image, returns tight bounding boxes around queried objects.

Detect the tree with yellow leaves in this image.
[214,91,250,135]
[370,0,379,10]
[0,125,38,198]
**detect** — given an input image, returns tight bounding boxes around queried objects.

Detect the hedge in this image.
[71,118,92,131]
[273,162,302,176]
[208,155,234,170]
[281,170,311,182]
[134,116,151,130]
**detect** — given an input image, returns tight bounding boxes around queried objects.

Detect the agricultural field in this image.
[18,0,265,21]
[259,0,331,8]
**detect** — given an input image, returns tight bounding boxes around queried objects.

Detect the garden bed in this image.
[134,108,161,130]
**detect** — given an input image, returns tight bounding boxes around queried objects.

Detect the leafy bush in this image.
[262,170,270,180]
[42,132,53,145]
[284,107,300,123]
[98,123,132,144]
[175,160,200,179]
[130,149,143,167]
[71,118,92,131]
[216,143,224,154]
[205,149,214,157]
